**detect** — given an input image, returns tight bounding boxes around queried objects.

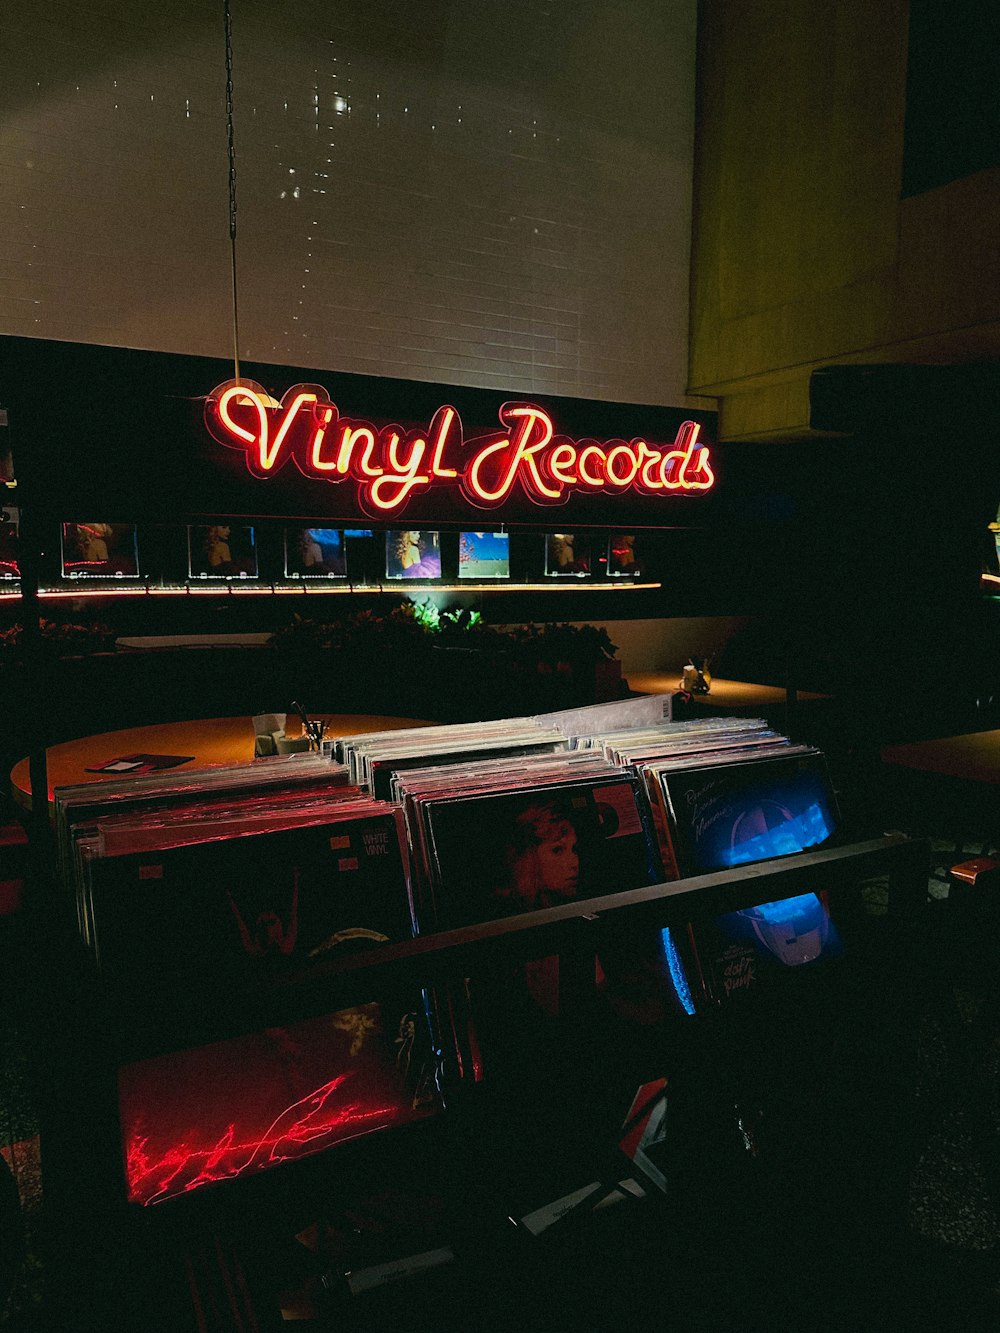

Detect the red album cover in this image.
[119,1002,440,1206]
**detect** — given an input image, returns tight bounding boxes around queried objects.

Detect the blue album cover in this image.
[459,531,509,580]
[660,750,839,877]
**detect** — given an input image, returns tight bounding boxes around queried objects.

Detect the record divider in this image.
[264,832,928,1018]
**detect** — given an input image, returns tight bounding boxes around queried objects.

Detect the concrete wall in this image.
[690,0,1000,441]
[0,0,706,409]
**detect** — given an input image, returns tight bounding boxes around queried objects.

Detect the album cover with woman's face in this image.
[284,526,347,579]
[544,532,594,577]
[188,523,258,578]
[0,505,18,578]
[421,776,659,929]
[385,530,441,580]
[61,522,140,578]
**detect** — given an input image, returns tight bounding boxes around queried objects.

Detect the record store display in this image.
[51,697,845,1213]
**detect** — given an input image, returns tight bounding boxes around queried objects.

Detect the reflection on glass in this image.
[545,532,593,577]
[608,533,645,578]
[284,527,346,579]
[0,506,18,578]
[61,523,140,579]
[188,524,258,579]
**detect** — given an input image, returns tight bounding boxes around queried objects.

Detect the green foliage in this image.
[269,606,618,669]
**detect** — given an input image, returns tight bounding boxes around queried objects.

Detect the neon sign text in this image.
[205,380,715,515]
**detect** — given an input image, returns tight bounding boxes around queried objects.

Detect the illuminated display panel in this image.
[284,526,347,580]
[544,532,596,578]
[0,505,18,578]
[188,524,258,580]
[385,530,441,580]
[458,531,509,580]
[61,523,139,579]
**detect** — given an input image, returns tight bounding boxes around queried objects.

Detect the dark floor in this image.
[1,753,999,1329]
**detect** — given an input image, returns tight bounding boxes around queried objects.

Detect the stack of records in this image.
[336,718,572,799]
[76,796,415,1016]
[59,759,446,1207]
[54,750,349,910]
[392,750,665,1078]
[610,723,843,1009]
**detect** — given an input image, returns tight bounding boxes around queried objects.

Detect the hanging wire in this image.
[224,0,241,380]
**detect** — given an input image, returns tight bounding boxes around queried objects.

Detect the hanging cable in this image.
[224,0,240,380]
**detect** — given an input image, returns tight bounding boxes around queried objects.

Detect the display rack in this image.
[32,829,928,1327]
[4,335,898,1327]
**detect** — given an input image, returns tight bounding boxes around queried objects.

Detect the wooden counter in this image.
[626,674,829,709]
[10,712,431,812]
[880,730,1000,786]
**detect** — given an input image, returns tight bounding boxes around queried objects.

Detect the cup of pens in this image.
[291,701,326,752]
[304,719,327,751]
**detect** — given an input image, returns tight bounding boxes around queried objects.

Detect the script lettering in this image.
[205,380,716,515]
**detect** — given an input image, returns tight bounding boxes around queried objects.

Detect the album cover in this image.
[188,522,258,578]
[87,808,414,1008]
[656,749,839,879]
[118,998,441,1205]
[284,526,347,579]
[85,753,194,776]
[689,890,842,1008]
[607,534,646,578]
[421,775,660,930]
[61,522,140,578]
[385,530,441,580]
[54,752,346,893]
[544,532,594,577]
[0,505,18,578]
[458,531,509,580]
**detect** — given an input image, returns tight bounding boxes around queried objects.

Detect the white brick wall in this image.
[0,0,704,408]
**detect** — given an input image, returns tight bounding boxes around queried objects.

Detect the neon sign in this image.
[205,380,715,516]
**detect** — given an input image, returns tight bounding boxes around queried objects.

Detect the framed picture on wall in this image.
[458,531,510,580]
[61,523,140,579]
[0,505,18,578]
[608,533,646,578]
[188,523,258,579]
[284,527,347,579]
[385,530,442,580]
[544,532,594,578]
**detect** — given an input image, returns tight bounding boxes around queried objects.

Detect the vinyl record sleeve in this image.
[118,997,441,1206]
[655,749,839,878]
[54,755,346,890]
[420,775,660,930]
[690,890,841,1007]
[88,808,414,1004]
